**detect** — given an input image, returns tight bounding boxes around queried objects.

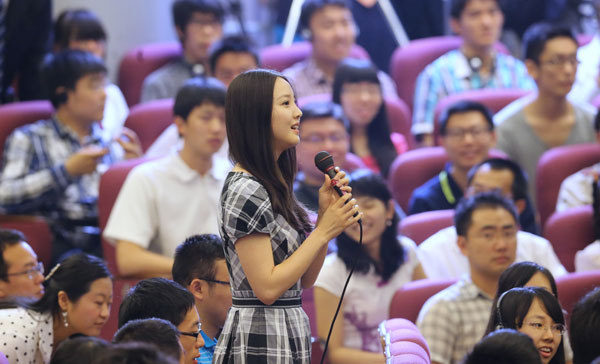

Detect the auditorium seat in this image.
[556,270,600,320]
[389,278,457,323]
[543,206,595,272]
[260,41,369,72]
[379,318,429,355]
[0,215,52,268]
[536,143,600,227]
[123,99,175,153]
[118,42,182,106]
[399,209,454,245]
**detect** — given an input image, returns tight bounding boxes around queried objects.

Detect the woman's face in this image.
[340,81,382,128]
[64,277,113,337]
[524,272,554,294]
[344,195,394,246]
[518,298,563,364]
[271,77,302,157]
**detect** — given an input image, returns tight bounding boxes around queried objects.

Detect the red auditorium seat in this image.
[118,42,182,106]
[260,41,369,72]
[0,100,54,161]
[536,143,600,227]
[389,36,509,110]
[543,206,595,272]
[556,270,600,320]
[399,210,454,245]
[123,99,175,153]
[389,278,457,323]
[0,215,52,268]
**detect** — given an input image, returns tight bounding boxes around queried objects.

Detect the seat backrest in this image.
[118,42,182,106]
[536,143,600,227]
[390,36,509,110]
[124,99,175,153]
[260,41,370,72]
[543,206,595,272]
[556,270,600,319]
[399,210,455,245]
[0,101,54,162]
[389,278,457,323]
[98,158,149,275]
[0,215,52,268]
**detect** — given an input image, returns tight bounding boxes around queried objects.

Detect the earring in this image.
[62,311,69,327]
[386,220,392,227]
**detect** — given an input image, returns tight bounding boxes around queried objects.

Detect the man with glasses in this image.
[0,229,44,299]
[495,23,596,208]
[172,234,232,364]
[409,100,496,215]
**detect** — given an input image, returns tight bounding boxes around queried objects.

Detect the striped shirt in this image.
[412,49,536,135]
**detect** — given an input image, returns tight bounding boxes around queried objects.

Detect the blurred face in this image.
[451,0,503,50]
[527,37,578,97]
[524,272,554,294]
[518,298,563,364]
[271,78,302,157]
[178,307,204,364]
[344,196,394,247]
[203,259,232,330]
[181,12,222,64]
[176,102,226,159]
[0,242,44,299]
[467,165,514,198]
[340,81,382,128]
[441,111,496,172]
[64,72,107,124]
[69,39,106,59]
[213,52,257,87]
[309,5,356,63]
[458,207,517,279]
[63,277,112,337]
[297,117,349,185]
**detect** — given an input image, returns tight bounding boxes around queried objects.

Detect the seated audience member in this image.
[294,101,351,211]
[417,192,518,364]
[0,254,113,364]
[314,170,426,364]
[140,0,224,103]
[172,234,231,364]
[54,8,129,141]
[495,24,596,207]
[0,50,141,264]
[418,159,566,279]
[0,229,45,299]
[103,78,227,278]
[93,342,178,364]
[113,318,183,363]
[556,111,600,212]
[486,287,567,364]
[118,278,204,364]
[409,101,496,215]
[283,0,397,99]
[464,329,542,364]
[332,59,407,177]
[50,336,110,364]
[569,0,600,104]
[574,181,600,271]
[412,0,535,146]
[570,287,600,364]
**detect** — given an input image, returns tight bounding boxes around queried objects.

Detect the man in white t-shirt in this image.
[418,158,567,279]
[103,78,229,278]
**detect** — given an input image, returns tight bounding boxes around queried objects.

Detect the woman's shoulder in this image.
[223,172,269,200]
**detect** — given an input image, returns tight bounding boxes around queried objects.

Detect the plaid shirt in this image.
[417,275,493,364]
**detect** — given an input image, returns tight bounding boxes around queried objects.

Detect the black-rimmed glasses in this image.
[178,323,202,339]
[199,278,230,285]
[5,262,44,280]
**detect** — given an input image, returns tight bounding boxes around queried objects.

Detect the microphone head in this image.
[314,151,335,174]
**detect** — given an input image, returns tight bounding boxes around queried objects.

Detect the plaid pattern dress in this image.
[214,172,311,364]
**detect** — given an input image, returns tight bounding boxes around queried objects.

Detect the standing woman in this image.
[215,69,362,363]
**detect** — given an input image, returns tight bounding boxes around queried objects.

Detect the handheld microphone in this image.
[314,151,344,197]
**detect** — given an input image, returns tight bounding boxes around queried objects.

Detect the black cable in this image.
[319,220,363,364]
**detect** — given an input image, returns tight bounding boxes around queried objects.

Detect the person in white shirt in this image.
[103,77,229,278]
[418,158,567,279]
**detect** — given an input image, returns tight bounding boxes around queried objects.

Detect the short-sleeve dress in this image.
[213,171,312,364]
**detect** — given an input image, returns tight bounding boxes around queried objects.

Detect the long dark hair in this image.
[226,69,311,233]
[487,287,566,364]
[335,170,405,281]
[332,59,397,177]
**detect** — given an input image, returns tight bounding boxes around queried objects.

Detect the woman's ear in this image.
[386,200,396,220]
[57,290,69,311]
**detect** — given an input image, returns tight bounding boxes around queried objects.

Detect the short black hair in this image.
[455,191,519,237]
[172,0,224,33]
[464,329,542,364]
[113,318,182,362]
[299,101,350,131]
[439,100,494,136]
[570,287,600,364]
[54,9,107,50]
[523,23,577,64]
[468,158,529,201]
[450,0,501,19]
[172,234,225,287]
[300,0,350,32]
[50,336,109,364]
[173,77,226,121]
[0,229,26,281]
[209,35,260,74]
[118,278,195,328]
[42,49,106,108]
[92,342,178,364]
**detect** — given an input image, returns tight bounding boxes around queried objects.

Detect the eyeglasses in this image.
[178,323,202,339]
[199,278,230,286]
[523,321,565,335]
[475,228,518,242]
[301,133,348,144]
[341,84,382,97]
[540,56,580,68]
[444,126,492,140]
[5,262,44,280]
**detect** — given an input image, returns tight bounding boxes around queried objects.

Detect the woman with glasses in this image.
[0,253,112,364]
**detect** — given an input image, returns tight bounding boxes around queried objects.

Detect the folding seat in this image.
[399,209,454,245]
[123,98,175,152]
[556,270,600,319]
[389,278,457,323]
[0,100,54,161]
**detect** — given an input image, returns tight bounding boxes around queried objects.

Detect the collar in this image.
[171,152,228,183]
[200,329,217,348]
[454,49,497,81]
[176,57,206,77]
[51,116,104,145]
[458,274,494,301]
[304,58,330,86]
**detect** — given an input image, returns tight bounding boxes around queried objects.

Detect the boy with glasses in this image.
[0,229,44,299]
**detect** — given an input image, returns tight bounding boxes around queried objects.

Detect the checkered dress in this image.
[214,172,311,364]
